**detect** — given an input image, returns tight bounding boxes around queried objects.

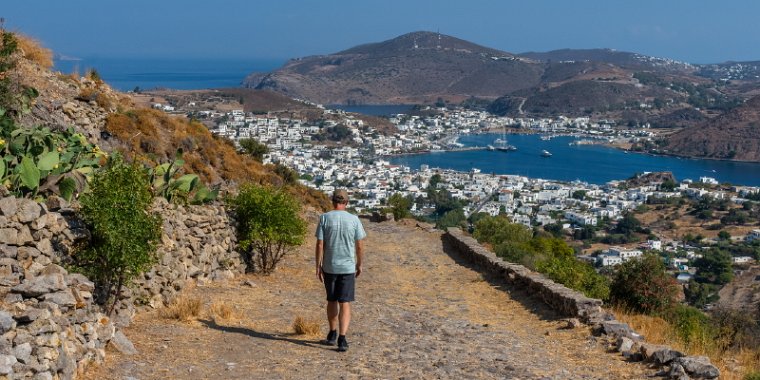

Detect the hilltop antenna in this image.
[413,37,418,49]
[436,29,441,49]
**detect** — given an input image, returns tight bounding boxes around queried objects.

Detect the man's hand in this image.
[316,266,324,283]
[355,264,363,278]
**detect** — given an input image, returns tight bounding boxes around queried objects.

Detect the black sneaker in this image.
[320,330,337,346]
[337,336,349,352]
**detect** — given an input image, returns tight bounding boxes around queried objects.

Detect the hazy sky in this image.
[3,0,759,63]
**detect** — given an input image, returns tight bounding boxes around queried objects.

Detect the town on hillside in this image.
[149,97,760,311]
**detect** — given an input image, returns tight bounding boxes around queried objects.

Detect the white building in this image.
[608,246,643,261]
[565,211,597,226]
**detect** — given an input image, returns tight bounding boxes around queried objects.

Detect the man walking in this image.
[315,189,366,352]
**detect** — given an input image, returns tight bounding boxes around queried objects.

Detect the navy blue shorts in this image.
[323,272,355,303]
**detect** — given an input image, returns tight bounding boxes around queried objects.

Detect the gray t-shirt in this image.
[315,210,367,274]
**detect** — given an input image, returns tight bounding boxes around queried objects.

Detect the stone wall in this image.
[444,228,607,323]
[0,196,245,379]
[444,228,720,379]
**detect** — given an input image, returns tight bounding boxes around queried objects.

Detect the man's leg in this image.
[327,301,339,331]
[338,302,351,335]
[337,302,351,351]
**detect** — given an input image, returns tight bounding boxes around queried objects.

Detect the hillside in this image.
[9,35,330,209]
[663,96,760,161]
[245,31,545,105]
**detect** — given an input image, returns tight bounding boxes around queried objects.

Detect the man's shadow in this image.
[199,319,329,350]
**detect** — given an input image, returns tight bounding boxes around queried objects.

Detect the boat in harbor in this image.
[492,137,517,152]
[541,149,552,157]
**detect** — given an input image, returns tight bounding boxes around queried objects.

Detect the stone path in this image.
[85,221,652,379]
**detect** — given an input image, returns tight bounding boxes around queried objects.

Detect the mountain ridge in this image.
[244,31,760,125]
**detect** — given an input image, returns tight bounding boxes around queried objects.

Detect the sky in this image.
[3,0,760,64]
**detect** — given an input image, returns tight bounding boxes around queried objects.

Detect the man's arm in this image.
[315,239,324,283]
[355,239,364,278]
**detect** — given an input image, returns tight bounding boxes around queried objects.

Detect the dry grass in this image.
[160,297,203,322]
[209,302,236,322]
[292,316,321,336]
[77,87,115,110]
[613,307,760,380]
[104,108,331,210]
[16,33,53,68]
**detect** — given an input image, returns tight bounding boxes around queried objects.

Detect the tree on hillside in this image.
[473,215,532,246]
[239,138,269,162]
[572,190,587,200]
[614,212,641,235]
[388,192,412,220]
[228,184,307,274]
[428,173,442,189]
[694,249,733,285]
[611,254,679,314]
[76,155,163,314]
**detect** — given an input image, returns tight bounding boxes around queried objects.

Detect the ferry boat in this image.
[493,138,517,152]
[541,150,552,157]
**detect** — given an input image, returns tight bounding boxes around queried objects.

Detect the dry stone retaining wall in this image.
[444,228,720,379]
[0,196,245,379]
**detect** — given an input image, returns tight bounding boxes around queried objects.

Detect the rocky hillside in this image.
[8,36,329,209]
[662,96,760,161]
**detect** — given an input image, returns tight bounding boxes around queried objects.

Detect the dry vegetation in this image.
[15,33,53,68]
[208,302,236,322]
[291,316,321,336]
[104,108,331,209]
[613,307,760,380]
[160,297,203,322]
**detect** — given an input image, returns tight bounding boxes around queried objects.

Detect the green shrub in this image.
[238,138,268,162]
[474,215,610,299]
[745,372,760,380]
[533,241,611,300]
[473,216,532,245]
[611,254,680,314]
[388,192,412,220]
[76,155,162,313]
[665,304,714,349]
[228,184,306,274]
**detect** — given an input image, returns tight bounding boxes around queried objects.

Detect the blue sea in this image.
[53,58,283,91]
[327,104,414,116]
[388,133,760,187]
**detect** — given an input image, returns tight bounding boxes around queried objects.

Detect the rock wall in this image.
[443,228,607,323]
[444,228,720,379]
[0,196,245,379]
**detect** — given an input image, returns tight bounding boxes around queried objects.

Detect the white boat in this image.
[493,138,517,152]
[541,150,552,157]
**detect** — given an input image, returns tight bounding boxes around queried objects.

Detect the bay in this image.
[388,133,760,186]
[327,104,414,116]
[53,58,282,91]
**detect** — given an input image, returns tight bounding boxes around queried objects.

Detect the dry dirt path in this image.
[86,221,652,379]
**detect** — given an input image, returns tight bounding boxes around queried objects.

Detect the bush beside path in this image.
[85,221,652,379]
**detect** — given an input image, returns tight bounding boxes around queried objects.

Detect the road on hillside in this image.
[86,221,651,379]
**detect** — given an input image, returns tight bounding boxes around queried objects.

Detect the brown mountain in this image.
[663,96,760,161]
[244,31,545,105]
[245,31,760,128]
